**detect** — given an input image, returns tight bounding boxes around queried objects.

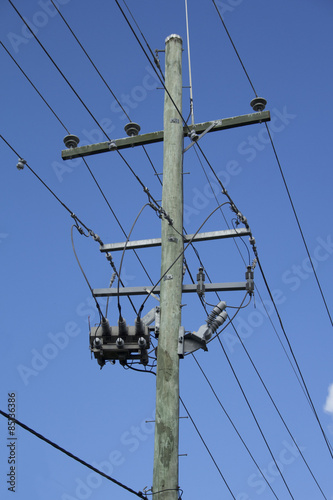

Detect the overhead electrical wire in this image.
[179,396,237,499]
[121,0,165,82]
[216,336,295,498]
[137,202,232,316]
[193,141,333,459]
[1,33,155,294]
[257,256,333,459]
[8,0,111,140]
[264,123,333,327]
[186,144,328,492]
[0,410,148,500]
[114,0,190,134]
[49,0,131,122]
[116,203,149,318]
[228,321,328,497]
[71,224,105,320]
[192,142,308,392]
[211,0,258,97]
[1,135,88,232]
[192,354,280,499]
[0,41,70,134]
[210,0,332,327]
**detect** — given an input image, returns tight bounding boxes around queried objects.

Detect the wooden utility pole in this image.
[152,34,183,500]
[61,32,270,498]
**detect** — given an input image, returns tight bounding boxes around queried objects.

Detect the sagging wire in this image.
[71,224,104,322]
[117,204,150,321]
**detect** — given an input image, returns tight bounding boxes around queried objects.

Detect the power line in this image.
[114,0,190,133]
[216,336,295,498]
[0,41,70,134]
[192,354,280,499]
[227,320,328,497]
[121,0,165,81]
[211,0,257,97]
[0,409,148,499]
[192,140,333,460]
[209,0,333,328]
[257,256,333,460]
[179,396,237,499]
[8,0,111,140]
[1,36,156,296]
[265,123,333,327]
[0,134,88,232]
[192,142,309,394]
[49,0,131,122]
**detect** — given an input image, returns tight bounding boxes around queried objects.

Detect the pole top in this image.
[165,34,182,45]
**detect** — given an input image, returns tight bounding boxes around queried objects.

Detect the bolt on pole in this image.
[153,34,183,500]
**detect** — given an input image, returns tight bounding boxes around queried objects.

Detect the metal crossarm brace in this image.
[61,111,270,160]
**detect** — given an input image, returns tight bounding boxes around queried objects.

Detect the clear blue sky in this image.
[1,0,333,499]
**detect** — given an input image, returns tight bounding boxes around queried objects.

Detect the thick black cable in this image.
[49,0,131,122]
[211,0,257,97]
[257,256,333,459]
[265,123,333,327]
[192,354,279,499]
[8,0,110,140]
[0,410,148,499]
[216,336,295,498]
[179,396,237,499]
[0,41,70,134]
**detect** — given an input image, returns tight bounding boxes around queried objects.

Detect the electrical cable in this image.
[211,0,258,97]
[0,41,70,134]
[265,123,333,328]
[81,157,154,286]
[49,0,131,122]
[114,0,190,134]
[192,354,280,499]
[8,0,111,140]
[117,204,149,317]
[71,225,105,320]
[210,0,332,328]
[216,335,295,499]
[257,256,333,459]
[3,2,161,292]
[193,140,311,396]
[228,320,328,497]
[121,0,165,81]
[1,134,89,233]
[179,396,237,499]
[137,202,231,315]
[0,410,148,499]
